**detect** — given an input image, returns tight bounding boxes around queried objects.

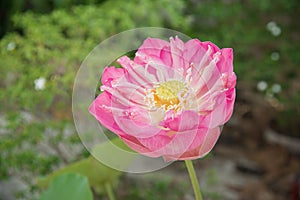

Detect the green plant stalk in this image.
[105,183,116,200]
[185,160,203,200]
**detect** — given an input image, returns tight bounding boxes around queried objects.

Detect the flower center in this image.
[152,80,187,111]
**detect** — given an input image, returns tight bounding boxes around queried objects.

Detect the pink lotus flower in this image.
[89,36,236,161]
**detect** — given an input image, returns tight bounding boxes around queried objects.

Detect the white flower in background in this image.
[271,52,280,61]
[271,26,281,36]
[266,21,276,30]
[257,81,268,91]
[7,42,16,51]
[34,77,46,90]
[266,21,281,36]
[271,83,282,93]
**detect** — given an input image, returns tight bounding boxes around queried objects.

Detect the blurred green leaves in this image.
[37,137,128,199]
[37,156,121,194]
[0,0,189,116]
[39,173,93,200]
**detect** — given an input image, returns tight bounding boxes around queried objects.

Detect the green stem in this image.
[185,160,203,200]
[105,182,116,200]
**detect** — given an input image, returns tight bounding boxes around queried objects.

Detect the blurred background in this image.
[0,0,299,199]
